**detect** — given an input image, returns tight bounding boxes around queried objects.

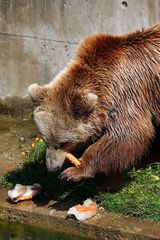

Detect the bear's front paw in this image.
[59,167,86,182]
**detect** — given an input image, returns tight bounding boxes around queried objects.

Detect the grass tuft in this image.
[96,164,160,221]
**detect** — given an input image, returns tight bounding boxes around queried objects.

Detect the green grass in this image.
[0,139,160,221]
[96,164,160,221]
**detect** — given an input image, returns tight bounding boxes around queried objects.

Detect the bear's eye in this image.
[60,142,68,149]
[75,105,82,112]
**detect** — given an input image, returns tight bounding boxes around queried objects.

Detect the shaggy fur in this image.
[28,24,160,181]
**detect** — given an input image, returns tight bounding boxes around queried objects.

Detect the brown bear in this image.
[28,24,160,181]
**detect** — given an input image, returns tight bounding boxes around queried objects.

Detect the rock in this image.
[28,133,37,139]
[19,137,25,143]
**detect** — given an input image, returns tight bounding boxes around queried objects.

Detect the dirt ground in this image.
[0,117,38,177]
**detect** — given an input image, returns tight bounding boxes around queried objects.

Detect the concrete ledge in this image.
[0,188,159,240]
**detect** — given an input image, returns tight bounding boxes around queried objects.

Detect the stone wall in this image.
[0,0,159,97]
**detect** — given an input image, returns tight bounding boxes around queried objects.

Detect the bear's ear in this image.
[71,90,98,119]
[28,83,47,105]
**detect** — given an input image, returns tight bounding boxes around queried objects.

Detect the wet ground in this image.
[0,117,160,239]
[0,117,38,177]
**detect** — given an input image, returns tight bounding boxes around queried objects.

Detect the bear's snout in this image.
[46,147,67,172]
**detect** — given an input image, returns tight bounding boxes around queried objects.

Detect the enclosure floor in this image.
[0,117,160,240]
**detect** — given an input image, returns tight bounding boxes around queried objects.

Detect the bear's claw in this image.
[59,167,85,182]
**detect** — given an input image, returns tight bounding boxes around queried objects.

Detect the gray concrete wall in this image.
[0,0,160,97]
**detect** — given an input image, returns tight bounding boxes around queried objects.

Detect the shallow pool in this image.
[0,220,94,240]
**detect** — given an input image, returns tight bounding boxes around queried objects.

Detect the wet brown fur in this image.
[29,24,160,181]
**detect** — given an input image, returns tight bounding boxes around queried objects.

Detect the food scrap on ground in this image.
[8,183,42,202]
[67,199,97,221]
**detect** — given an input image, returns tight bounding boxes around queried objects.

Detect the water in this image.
[0,221,93,240]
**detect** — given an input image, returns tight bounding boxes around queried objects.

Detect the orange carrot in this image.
[66,153,81,168]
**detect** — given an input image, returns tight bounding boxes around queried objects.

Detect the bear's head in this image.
[28,65,98,171]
